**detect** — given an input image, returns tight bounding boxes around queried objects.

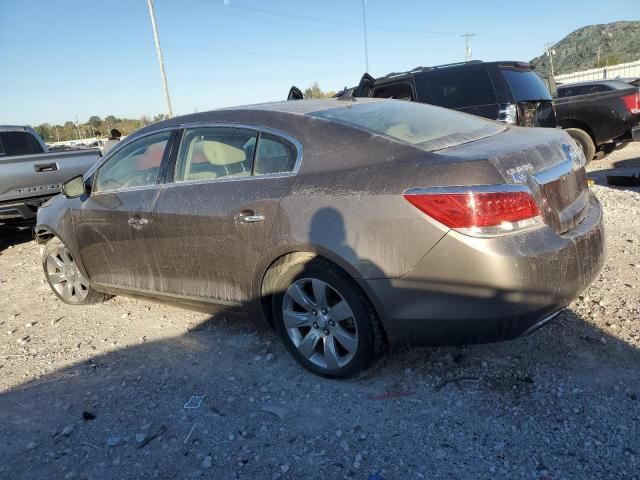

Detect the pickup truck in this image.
[555,79,640,161]
[0,126,100,227]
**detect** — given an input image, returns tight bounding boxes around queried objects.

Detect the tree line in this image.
[32,82,335,143]
[32,114,168,143]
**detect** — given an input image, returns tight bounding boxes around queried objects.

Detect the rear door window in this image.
[501,68,552,101]
[175,127,257,182]
[0,131,44,156]
[254,133,297,175]
[426,69,497,108]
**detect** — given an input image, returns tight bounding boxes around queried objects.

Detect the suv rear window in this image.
[0,131,44,156]
[501,68,552,101]
[426,69,497,108]
[309,100,504,150]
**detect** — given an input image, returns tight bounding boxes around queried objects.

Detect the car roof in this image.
[132,98,388,140]
[367,60,532,86]
[220,97,384,115]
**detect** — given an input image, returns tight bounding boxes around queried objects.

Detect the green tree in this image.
[88,116,102,129]
[303,82,336,99]
[35,124,52,142]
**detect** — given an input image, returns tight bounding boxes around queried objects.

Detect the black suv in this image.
[322,61,557,128]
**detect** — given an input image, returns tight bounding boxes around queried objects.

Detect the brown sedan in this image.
[36,99,604,377]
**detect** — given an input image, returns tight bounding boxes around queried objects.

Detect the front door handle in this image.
[128,216,149,228]
[236,210,265,223]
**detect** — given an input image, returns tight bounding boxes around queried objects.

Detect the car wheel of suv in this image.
[271,257,384,378]
[42,237,111,305]
[566,128,596,164]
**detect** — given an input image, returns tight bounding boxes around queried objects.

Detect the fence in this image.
[555,59,640,84]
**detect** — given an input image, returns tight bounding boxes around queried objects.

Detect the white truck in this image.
[0,126,100,227]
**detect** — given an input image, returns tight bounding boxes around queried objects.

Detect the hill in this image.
[530,20,640,76]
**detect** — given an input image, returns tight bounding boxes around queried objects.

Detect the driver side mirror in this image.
[62,175,90,198]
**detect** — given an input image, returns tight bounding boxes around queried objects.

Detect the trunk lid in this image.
[435,127,588,234]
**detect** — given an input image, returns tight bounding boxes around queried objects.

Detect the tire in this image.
[565,128,596,164]
[271,256,384,378]
[42,237,111,305]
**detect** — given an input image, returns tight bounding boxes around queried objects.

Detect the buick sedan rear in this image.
[36,99,604,377]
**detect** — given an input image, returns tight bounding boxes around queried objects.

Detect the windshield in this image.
[501,68,553,101]
[308,100,505,151]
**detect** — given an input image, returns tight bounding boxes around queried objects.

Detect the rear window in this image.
[309,100,505,150]
[426,69,497,108]
[0,131,44,156]
[557,84,613,98]
[501,68,552,101]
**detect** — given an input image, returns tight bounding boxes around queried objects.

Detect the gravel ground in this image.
[1,143,639,480]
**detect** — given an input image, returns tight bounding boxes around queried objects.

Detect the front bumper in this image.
[361,194,605,347]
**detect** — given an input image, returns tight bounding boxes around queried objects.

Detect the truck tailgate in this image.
[0,149,100,203]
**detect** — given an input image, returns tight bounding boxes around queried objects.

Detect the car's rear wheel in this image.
[565,128,596,164]
[271,257,384,377]
[42,237,110,305]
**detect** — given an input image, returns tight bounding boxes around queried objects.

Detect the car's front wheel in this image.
[42,237,110,305]
[272,257,384,377]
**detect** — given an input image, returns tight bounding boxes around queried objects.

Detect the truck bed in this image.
[0,149,99,224]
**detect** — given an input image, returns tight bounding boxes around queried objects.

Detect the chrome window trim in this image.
[171,122,303,186]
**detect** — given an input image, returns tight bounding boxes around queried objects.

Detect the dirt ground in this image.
[1,143,639,480]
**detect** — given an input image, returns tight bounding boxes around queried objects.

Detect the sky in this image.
[0,0,637,126]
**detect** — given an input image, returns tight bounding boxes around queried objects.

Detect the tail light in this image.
[622,92,640,114]
[404,186,543,237]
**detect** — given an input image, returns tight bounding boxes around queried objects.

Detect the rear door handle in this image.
[34,162,58,172]
[236,210,265,223]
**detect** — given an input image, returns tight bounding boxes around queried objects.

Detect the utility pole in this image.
[545,42,556,78]
[462,33,475,62]
[146,0,173,118]
[361,0,369,72]
[74,114,82,140]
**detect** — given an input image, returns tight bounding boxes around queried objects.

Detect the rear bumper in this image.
[632,125,640,142]
[361,194,604,347]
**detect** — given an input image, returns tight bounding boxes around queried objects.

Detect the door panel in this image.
[151,177,293,305]
[72,130,174,290]
[72,188,161,289]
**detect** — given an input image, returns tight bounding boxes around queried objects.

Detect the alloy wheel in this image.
[282,278,358,369]
[45,245,90,303]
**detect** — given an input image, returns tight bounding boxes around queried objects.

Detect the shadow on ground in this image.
[0,227,33,254]
[1,302,638,479]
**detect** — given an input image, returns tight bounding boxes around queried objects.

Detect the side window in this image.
[94,131,171,192]
[0,131,44,155]
[175,127,257,182]
[426,69,497,108]
[254,133,297,175]
[0,138,5,156]
[372,82,415,101]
